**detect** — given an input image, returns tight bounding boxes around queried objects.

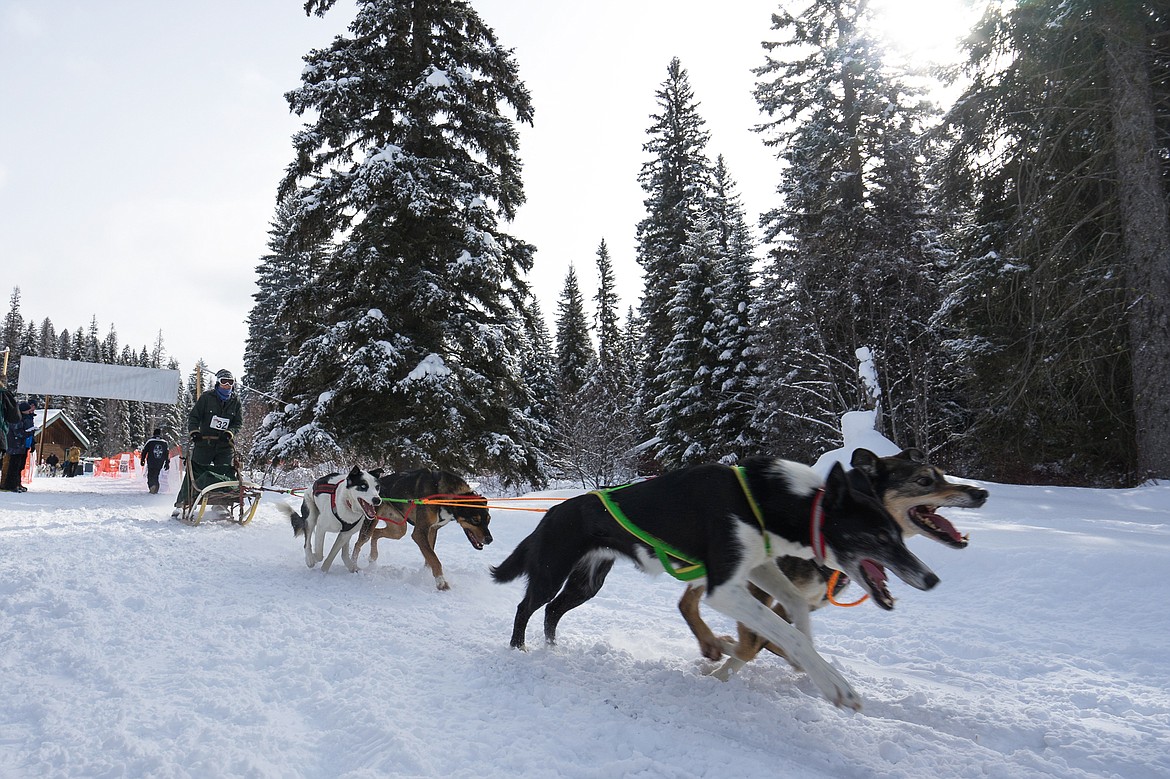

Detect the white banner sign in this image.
[17,356,180,404]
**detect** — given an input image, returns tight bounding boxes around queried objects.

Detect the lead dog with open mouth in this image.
[492,454,939,710]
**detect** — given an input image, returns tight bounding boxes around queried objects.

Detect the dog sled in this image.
[177,453,263,526]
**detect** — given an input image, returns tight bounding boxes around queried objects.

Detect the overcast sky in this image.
[0,0,975,385]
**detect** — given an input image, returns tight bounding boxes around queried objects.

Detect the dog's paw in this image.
[698,636,732,661]
[435,576,450,591]
[710,664,732,682]
[816,670,862,712]
[833,687,863,712]
[710,655,746,681]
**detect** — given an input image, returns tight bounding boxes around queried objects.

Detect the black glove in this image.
[164,462,170,471]
[189,431,201,443]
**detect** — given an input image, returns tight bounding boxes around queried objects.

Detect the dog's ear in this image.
[849,448,881,479]
[824,461,851,510]
[897,448,926,463]
[369,467,385,479]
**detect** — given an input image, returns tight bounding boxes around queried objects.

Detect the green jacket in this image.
[188,389,243,443]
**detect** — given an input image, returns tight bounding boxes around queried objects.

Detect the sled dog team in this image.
[277,449,987,711]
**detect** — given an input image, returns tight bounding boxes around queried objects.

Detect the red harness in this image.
[313,481,363,532]
[809,488,827,564]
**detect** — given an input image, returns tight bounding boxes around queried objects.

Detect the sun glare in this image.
[870,0,981,66]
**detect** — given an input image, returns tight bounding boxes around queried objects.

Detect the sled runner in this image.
[178,454,262,526]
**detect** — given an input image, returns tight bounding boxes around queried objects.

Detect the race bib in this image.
[210,415,230,431]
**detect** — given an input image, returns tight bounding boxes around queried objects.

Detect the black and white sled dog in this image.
[276,466,383,574]
[491,454,940,711]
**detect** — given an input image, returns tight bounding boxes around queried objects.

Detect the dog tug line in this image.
[327,473,870,607]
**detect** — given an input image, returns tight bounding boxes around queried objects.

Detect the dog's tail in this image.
[274,501,307,538]
[490,534,533,584]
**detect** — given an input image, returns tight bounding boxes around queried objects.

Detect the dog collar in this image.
[809,488,827,564]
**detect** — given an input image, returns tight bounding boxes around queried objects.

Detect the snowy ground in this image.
[1,469,1168,778]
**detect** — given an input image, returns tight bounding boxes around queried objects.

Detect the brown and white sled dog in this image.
[491,454,941,711]
[276,466,383,574]
[353,468,491,591]
[679,448,989,680]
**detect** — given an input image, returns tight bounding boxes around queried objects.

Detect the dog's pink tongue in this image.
[925,509,963,542]
[861,560,887,585]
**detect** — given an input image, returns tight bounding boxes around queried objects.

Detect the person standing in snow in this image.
[45,452,59,476]
[65,444,81,477]
[172,369,243,517]
[140,428,170,494]
[2,400,36,492]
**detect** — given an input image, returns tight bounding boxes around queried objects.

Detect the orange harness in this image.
[374,493,488,526]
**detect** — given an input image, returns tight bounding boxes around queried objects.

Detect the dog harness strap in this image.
[312,481,360,531]
[809,489,827,564]
[591,489,706,581]
[731,466,772,557]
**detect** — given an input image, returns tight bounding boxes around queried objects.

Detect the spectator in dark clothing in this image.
[45,452,60,477]
[2,400,36,492]
[140,428,170,494]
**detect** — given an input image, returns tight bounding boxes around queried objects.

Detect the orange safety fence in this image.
[94,451,141,477]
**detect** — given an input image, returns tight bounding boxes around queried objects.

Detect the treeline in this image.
[136,2,1170,486]
[0,287,195,457]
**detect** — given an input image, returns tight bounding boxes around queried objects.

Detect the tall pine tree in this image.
[751,0,948,461]
[635,58,714,437]
[253,0,543,484]
[553,265,593,397]
[936,0,1170,483]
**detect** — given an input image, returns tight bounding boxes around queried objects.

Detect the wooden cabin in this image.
[32,409,91,464]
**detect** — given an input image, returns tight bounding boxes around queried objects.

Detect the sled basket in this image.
[179,456,262,526]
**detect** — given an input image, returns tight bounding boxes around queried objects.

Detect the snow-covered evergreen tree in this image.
[549,241,643,487]
[255,0,543,484]
[244,197,325,399]
[554,265,593,397]
[37,319,56,358]
[750,0,947,461]
[164,357,189,444]
[2,287,21,387]
[635,58,714,433]
[935,0,1170,482]
[513,294,556,469]
[76,318,106,453]
[707,156,757,463]
[55,329,70,362]
[592,240,622,373]
[652,215,724,468]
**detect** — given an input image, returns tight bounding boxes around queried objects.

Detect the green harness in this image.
[590,466,772,582]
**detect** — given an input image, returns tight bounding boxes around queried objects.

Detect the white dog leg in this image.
[339,530,359,573]
[320,532,349,573]
[748,562,814,639]
[705,584,861,711]
[303,518,318,569]
[312,525,327,564]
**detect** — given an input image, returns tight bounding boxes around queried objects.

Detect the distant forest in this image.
[1,287,200,457]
